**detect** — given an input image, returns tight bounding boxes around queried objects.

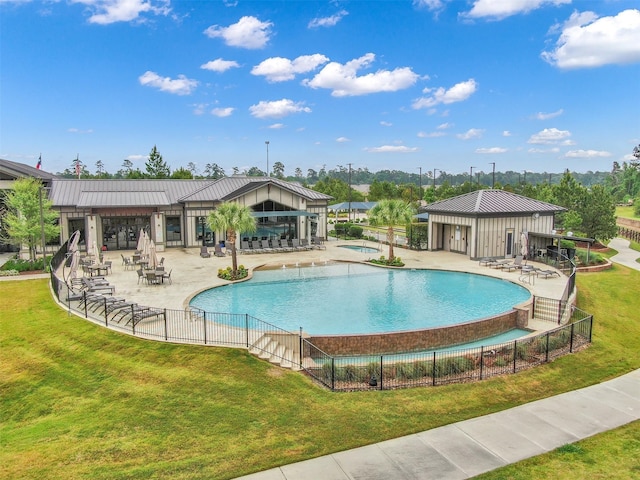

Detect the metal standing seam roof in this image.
[424,189,566,215]
[328,201,378,210]
[48,177,332,208]
[49,179,212,206]
[177,176,333,202]
[0,158,58,181]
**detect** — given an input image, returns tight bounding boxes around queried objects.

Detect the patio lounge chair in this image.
[488,259,511,269]
[200,246,211,258]
[279,238,294,252]
[503,255,524,272]
[291,239,306,252]
[214,244,226,257]
[260,239,274,253]
[240,240,253,254]
[536,268,560,279]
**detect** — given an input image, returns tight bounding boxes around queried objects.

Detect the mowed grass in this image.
[2,265,639,480]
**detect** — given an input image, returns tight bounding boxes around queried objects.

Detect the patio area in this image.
[70,238,568,313]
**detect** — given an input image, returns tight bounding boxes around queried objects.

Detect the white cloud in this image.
[204,16,272,49]
[463,0,570,21]
[380,121,392,127]
[437,122,454,130]
[138,71,198,95]
[201,58,240,73]
[527,127,571,144]
[542,9,640,69]
[67,127,94,134]
[211,107,234,117]
[528,147,560,153]
[249,99,311,119]
[412,79,477,109]
[302,53,419,97]
[457,128,484,140]
[251,54,329,82]
[126,154,148,162]
[417,131,446,138]
[564,149,612,158]
[475,147,507,154]
[336,137,350,143]
[534,109,563,120]
[413,0,447,13]
[502,130,512,136]
[70,0,171,25]
[364,145,419,153]
[268,123,284,129]
[308,10,348,28]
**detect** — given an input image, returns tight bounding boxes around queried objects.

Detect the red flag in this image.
[36,155,42,170]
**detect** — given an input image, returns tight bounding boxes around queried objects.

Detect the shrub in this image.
[493,356,509,367]
[0,269,20,277]
[0,256,51,273]
[368,256,405,267]
[217,265,248,281]
[348,225,363,238]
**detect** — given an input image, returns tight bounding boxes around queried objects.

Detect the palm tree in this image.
[368,199,414,262]
[208,202,256,278]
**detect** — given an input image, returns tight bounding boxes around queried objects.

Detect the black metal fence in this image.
[48,243,593,391]
[303,309,593,391]
[619,226,640,243]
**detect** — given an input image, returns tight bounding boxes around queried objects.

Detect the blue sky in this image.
[1,0,639,179]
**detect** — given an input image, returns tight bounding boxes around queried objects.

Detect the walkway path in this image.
[234,238,640,480]
[608,237,640,271]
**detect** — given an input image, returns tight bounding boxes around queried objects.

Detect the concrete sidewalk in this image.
[236,370,640,480]
[608,237,640,271]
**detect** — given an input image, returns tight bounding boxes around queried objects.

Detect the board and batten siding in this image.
[429,212,556,259]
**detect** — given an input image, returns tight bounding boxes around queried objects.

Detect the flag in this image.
[36,155,42,170]
[75,162,81,178]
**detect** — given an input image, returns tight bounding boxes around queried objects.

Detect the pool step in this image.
[249,335,300,370]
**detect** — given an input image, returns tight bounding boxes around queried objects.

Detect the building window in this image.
[196,216,215,246]
[68,218,86,248]
[166,216,181,241]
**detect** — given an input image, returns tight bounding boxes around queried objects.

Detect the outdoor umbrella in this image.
[149,240,158,270]
[69,250,80,279]
[520,232,529,260]
[137,230,146,252]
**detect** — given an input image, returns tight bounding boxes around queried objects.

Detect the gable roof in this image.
[48,177,332,208]
[424,189,565,216]
[0,158,58,182]
[177,176,332,202]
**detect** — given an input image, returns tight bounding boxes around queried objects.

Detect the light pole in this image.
[39,186,46,262]
[265,141,270,177]
[417,167,422,202]
[489,162,495,189]
[433,168,440,189]
[469,166,475,185]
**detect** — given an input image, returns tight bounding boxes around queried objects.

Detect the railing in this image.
[47,243,592,391]
[302,309,593,391]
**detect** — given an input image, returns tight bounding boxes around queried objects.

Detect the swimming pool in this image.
[189,263,531,335]
[338,245,380,254]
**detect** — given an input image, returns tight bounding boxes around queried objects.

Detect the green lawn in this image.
[2,265,639,479]
[616,205,638,219]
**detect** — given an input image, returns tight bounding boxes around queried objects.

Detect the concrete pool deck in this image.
[81,238,568,313]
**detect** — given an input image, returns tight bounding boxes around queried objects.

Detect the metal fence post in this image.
[104,297,108,326]
[163,309,168,341]
[245,314,249,348]
[432,352,437,386]
[299,327,303,369]
[331,357,335,391]
[203,311,207,345]
[557,300,562,325]
[589,316,594,343]
[479,346,484,380]
[569,322,575,353]
[380,356,383,390]
[545,332,550,362]
[513,340,517,373]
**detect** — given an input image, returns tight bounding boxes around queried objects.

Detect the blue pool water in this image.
[190,263,531,335]
[338,245,380,254]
